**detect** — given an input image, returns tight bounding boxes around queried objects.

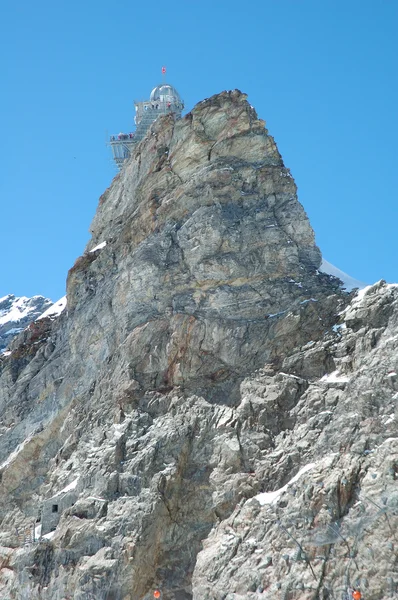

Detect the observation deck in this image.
[108,81,184,170]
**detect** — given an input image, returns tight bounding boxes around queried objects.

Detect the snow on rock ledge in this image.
[37,296,67,320]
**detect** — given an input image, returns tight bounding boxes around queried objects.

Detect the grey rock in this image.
[1,91,395,600]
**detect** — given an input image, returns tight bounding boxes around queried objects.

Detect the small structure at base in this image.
[41,478,79,535]
[109,71,184,170]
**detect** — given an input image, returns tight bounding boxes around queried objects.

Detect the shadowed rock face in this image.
[3,91,396,600]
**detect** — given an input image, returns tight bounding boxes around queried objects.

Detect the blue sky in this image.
[1,0,397,301]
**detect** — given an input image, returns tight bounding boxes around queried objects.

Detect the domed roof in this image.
[150,83,182,104]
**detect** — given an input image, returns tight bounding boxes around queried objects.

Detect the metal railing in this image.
[134,99,184,110]
[108,100,184,169]
[109,133,136,142]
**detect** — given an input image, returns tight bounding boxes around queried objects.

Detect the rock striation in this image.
[0,90,396,600]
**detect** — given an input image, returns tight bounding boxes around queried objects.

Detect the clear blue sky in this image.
[1,0,397,301]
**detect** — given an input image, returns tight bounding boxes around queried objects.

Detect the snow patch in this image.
[342,281,398,318]
[375,438,398,449]
[52,477,79,497]
[34,524,42,539]
[253,463,315,506]
[320,370,350,384]
[0,437,32,469]
[279,372,302,380]
[320,259,366,292]
[37,296,67,320]
[383,414,395,425]
[90,241,107,253]
[351,285,374,306]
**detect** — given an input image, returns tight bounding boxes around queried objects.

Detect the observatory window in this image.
[52,504,58,513]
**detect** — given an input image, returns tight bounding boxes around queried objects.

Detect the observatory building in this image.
[109,75,184,170]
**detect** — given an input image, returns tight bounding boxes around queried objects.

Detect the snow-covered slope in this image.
[37,296,67,320]
[320,258,367,291]
[0,294,53,352]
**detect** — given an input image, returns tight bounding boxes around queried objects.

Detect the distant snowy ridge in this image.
[0,294,53,353]
[0,295,50,326]
[320,259,367,291]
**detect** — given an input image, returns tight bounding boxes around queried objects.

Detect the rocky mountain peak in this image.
[67,89,345,398]
[1,91,395,600]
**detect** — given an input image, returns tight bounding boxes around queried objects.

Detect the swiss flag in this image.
[161,66,166,74]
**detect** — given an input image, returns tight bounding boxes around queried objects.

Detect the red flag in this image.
[161,66,166,74]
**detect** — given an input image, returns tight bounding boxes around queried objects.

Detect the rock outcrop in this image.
[192,280,398,599]
[69,89,342,399]
[0,90,395,600]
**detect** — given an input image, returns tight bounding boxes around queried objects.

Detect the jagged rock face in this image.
[0,295,53,352]
[3,91,395,600]
[192,281,398,599]
[68,89,341,398]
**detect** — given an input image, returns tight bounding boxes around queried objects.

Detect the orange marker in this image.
[154,590,161,599]
[352,591,361,600]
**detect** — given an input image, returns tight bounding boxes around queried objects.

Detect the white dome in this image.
[150,84,182,104]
